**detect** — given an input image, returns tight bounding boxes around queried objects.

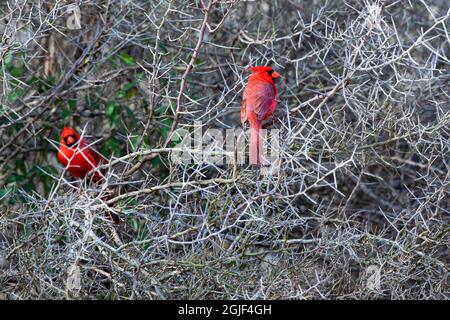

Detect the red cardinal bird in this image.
[57,126,106,182]
[57,127,119,223]
[241,66,280,165]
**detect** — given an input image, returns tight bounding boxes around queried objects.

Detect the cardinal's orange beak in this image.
[272,71,281,78]
[66,136,76,146]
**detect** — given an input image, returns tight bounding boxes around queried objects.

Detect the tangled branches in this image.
[0,0,449,299]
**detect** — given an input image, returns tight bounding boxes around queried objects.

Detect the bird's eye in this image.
[267,70,274,75]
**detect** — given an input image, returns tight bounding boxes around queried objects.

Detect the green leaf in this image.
[195,58,204,65]
[151,156,161,167]
[129,135,140,152]
[7,88,25,103]
[3,53,13,68]
[68,98,77,109]
[131,218,139,231]
[155,102,175,116]
[155,104,166,115]
[118,53,136,66]
[159,117,173,140]
[116,82,138,100]
[16,160,27,175]
[171,129,183,144]
[6,173,25,183]
[104,137,121,156]
[124,105,137,128]
[105,102,121,126]
[62,109,71,119]
[158,42,168,54]
[0,188,12,200]
[10,65,25,78]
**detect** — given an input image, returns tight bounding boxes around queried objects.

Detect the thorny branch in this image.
[0,0,449,299]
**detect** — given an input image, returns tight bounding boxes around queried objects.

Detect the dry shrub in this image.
[0,0,448,299]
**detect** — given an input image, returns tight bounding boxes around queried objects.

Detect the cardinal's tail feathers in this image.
[249,121,265,165]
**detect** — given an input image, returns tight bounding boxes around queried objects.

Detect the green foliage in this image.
[105,101,121,127]
[102,137,122,157]
[28,75,57,94]
[118,52,136,66]
[128,135,140,152]
[2,161,57,204]
[61,98,77,119]
[159,117,173,141]
[2,52,25,78]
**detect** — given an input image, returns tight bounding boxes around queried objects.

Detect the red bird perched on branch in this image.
[57,126,106,182]
[57,127,119,223]
[241,66,280,165]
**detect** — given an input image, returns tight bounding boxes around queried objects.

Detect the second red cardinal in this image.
[57,126,106,182]
[241,66,280,165]
[57,127,119,223]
